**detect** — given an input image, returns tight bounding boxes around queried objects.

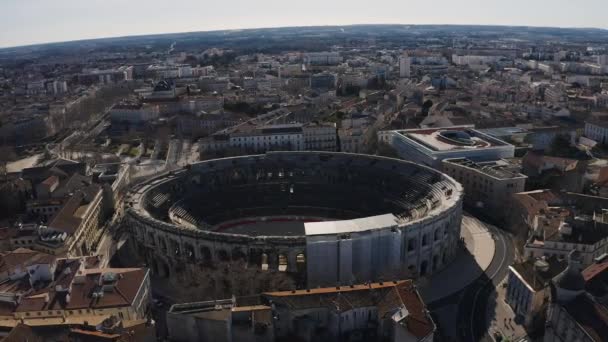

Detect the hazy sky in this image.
[1,0,606,48]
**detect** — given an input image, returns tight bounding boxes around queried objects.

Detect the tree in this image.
[0,146,17,181]
[377,141,399,159]
[422,99,434,115]
[549,134,579,158]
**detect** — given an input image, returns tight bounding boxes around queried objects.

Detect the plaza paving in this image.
[421,214,496,303]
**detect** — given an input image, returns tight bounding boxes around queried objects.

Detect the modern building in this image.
[310,72,337,90]
[167,280,435,342]
[399,52,411,78]
[442,158,526,220]
[585,120,608,145]
[379,126,515,169]
[78,66,133,85]
[304,52,342,66]
[451,54,505,66]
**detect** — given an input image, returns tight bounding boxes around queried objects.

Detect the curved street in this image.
[427,215,515,341]
[457,223,514,341]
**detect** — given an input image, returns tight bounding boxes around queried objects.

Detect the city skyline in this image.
[1,0,607,48]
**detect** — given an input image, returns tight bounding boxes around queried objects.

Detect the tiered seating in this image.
[143,154,458,230]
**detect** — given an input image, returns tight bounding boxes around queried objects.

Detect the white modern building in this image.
[379,126,515,169]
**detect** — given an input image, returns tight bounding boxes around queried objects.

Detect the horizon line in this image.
[1,22,607,51]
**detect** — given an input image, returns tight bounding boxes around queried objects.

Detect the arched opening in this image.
[231,248,247,262]
[420,261,428,276]
[408,238,417,251]
[434,229,441,241]
[217,249,229,262]
[407,264,417,277]
[184,244,195,262]
[147,233,155,246]
[432,255,439,271]
[158,260,170,278]
[150,259,159,275]
[278,254,288,272]
[200,246,212,265]
[171,240,180,256]
[422,234,428,247]
[296,253,306,273]
[261,253,269,271]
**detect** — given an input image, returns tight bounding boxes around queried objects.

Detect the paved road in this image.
[457,223,514,341]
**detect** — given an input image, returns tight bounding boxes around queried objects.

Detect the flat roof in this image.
[479,127,528,137]
[396,127,504,152]
[443,158,526,180]
[304,214,397,236]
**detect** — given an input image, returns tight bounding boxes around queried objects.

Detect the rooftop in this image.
[395,126,509,152]
[265,280,434,339]
[443,158,527,180]
[563,294,608,342]
[304,214,398,236]
[584,256,608,298]
[509,257,566,291]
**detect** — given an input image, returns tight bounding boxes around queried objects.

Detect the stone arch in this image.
[231,248,247,263]
[200,246,212,265]
[420,260,428,276]
[407,264,417,277]
[150,259,159,275]
[422,234,429,247]
[170,240,181,256]
[158,259,170,278]
[408,238,417,251]
[248,249,263,268]
[296,253,306,273]
[217,249,230,262]
[184,243,195,262]
[278,254,288,272]
[147,232,156,246]
[159,237,167,253]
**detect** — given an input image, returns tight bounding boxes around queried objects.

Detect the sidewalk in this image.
[421,215,495,303]
[487,279,528,341]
